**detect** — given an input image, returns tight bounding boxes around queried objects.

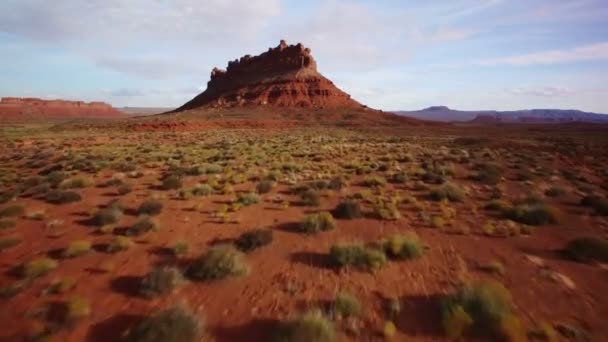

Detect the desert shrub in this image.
[172,241,189,256]
[62,240,91,258]
[256,180,275,194]
[234,229,273,252]
[485,200,507,211]
[442,279,523,340]
[191,184,213,196]
[332,200,362,219]
[0,204,24,218]
[329,243,386,272]
[46,190,82,204]
[563,237,608,263]
[44,277,78,295]
[107,236,133,253]
[363,176,386,188]
[126,306,201,342]
[66,296,91,321]
[502,203,558,226]
[300,189,320,206]
[333,292,361,318]
[0,219,16,230]
[373,202,401,221]
[128,216,159,236]
[327,177,347,190]
[389,172,407,184]
[22,257,58,279]
[187,246,248,281]
[140,266,184,297]
[430,182,465,202]
[383,233,425,260]
[91,207,124,226]
[117,183,133,195]
[274,309,334,342]
[544,186,566,198]
[160,175,182,190]
[0,236,22,251]
[237,192,259,206]
[299,212,336,234]
[137,200,163,216]
[472,163,502,185]
[59,177,92,189]
[479,261,505,275]
[580,195,608,216]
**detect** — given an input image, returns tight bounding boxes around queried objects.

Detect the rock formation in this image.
[174,40,363,111]
[0,97,122,120]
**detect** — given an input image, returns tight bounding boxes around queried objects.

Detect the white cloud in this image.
[478,42,608,66]
[506,86,575,97]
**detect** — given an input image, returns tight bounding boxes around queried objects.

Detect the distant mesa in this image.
[0,97,123,120]
[174,40,364,112]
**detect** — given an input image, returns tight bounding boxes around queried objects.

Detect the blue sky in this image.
[1,0,607,112]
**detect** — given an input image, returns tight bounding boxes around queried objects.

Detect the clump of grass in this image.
[502,203,558,226]
[0,235,22,251]
[383,233,425,260]
[329,243,386,272]
[485,199,507,211]
[117,183,132,195]
[472,163,502,185]
[187,246,249,281]
[191,184,213,196]
[59,177,92,189]
[127,216,159,236]
[430,182,465,202]
[107,236,133,253]
[442,279,524,341]
[274,309,335,342]
[172,241,189,256]
[160,175,183,190]
[299,212,336,234]
[0,219,16,230]
[91,207,123,226]
[0,204,24,218]
[544,186,566,198]
[479,260,505,275]
[300,189,320,206]
[126,306,201,342]
[332,200,362,219]
[234,229,273,252]
[373,202,401,221]
[563,237,608,263]
[256,180,275,194]
[580,195,608,216]
[44,276,78,295]
[137,200,164,216]
[363,176,386,188]
[66,296,91,321]
[236,192,259,206]
[46,190,82,204]
[62,240,91,258]
[333,292,361,318]
[389,172,407,184]
[22,257,58,279]
[140,266,185,297]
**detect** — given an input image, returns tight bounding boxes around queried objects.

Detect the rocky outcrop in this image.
[174,40,363,111]
[0,97,122,119]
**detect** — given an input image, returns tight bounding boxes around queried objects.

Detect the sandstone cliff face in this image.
[175,40,363,111]
[0,97,122,119]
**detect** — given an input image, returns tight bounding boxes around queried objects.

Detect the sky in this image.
[1,0,607,112]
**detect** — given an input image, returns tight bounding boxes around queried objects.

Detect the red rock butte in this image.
[0,97,122,120]
[174,40,364,111]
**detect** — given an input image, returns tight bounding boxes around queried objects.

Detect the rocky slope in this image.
[0,97,122,120]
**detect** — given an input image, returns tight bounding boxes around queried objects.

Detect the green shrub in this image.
[274,309,334,342]
[128,216,159,236]
[91,207,123,226]
[442,279,523,340]
[46,190,82,204]
[107,236,133,253]
[234,229,273,252]
[126,306,201,342]
[62,240,91,258]
[237,192,259,206]
[373,202,401,221]
[363,176,386,188]
[137,200,164,216]
[187,246,248,281]
[161,175,183,190]
[430,182,465,202]
[300,189,320,206]
[299,212,336,234]
[22,257,58,279]
[0,204,24,218]
[256,180,275,194]
[383,233,425,260]
[502,203,558,226]
[333,292,361,318]
[0,219,16,230]
[66,296,91,321]
[140,266,184,297]
[332,201,362,219]
[329,243,386,272]
[564,237,608,263]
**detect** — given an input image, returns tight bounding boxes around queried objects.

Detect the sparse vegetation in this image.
[430,182,465,202]
[333,292,361,318]
[332,200,362,219]
[126,306,201,342]
[383,233,425,260]
[502,203,558,225]
[91,207,123,226]
[128,216,159,236]
[299,212,336,234]
[0,204,24,218]
[107,236,133,253]
[46,190,82,204]
[187,246,249,281]
[234,229,273,252]
[140,266,185,297]
[137,199,164,216]
[329,243,386,272]
[62,240,92,258]
[22,257,58,279]
[564,237,608,263]
[274,309,335,342]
